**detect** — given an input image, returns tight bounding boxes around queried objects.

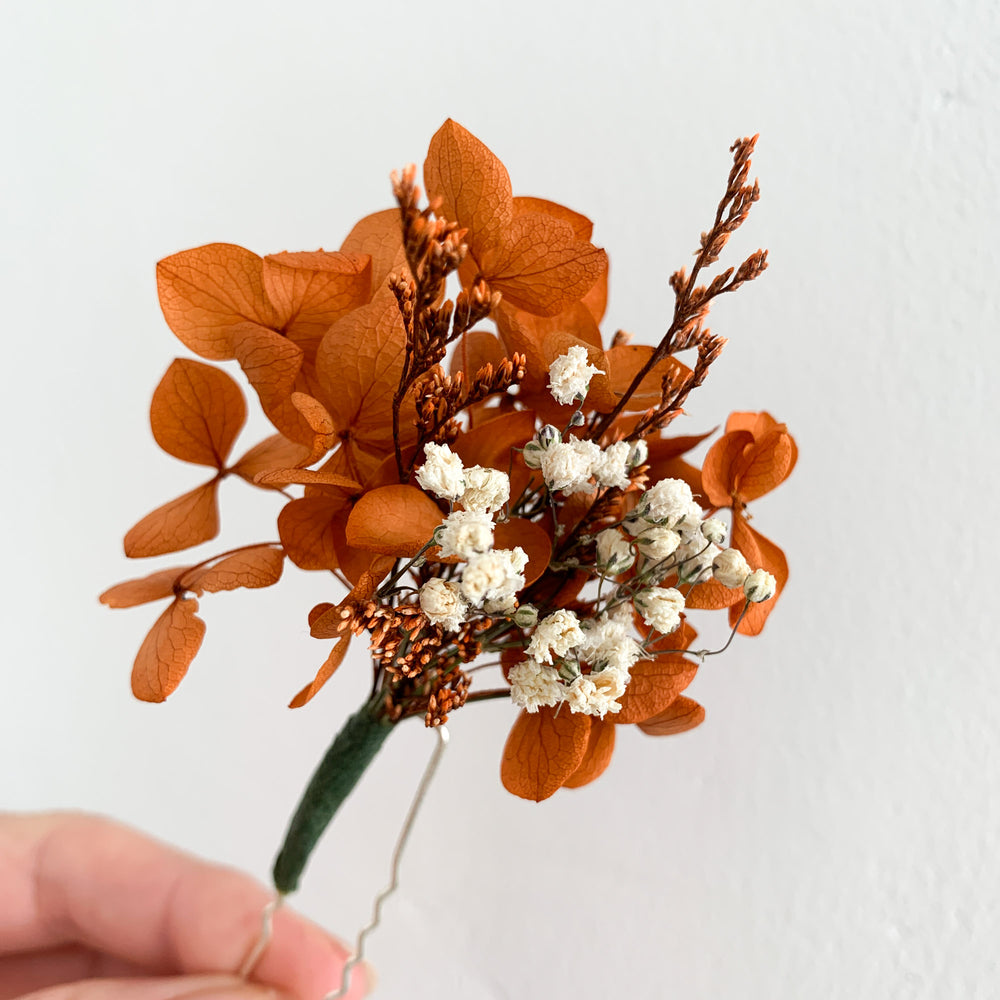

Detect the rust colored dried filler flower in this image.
[103,121,794,901]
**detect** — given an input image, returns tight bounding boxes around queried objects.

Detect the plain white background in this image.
[2,1,997,997]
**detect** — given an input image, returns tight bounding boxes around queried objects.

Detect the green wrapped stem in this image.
[273,702,393,894]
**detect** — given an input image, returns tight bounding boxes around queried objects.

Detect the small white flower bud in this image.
[635,526,681,562]
[712,547,751,588]
[522,440,545,469]
[626,439,648,470]
[537,424,561,448]
[701,517,727,545]
[568,410,586,427]
[744,569,777,603]
[513,604,539,628]
[595,528,635,573]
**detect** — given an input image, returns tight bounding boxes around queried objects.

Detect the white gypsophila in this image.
[418,578,468,631]
[635,525,681,562]
[713,547,752,589]
[509,659,565,713]
[526,608,585,665]
[435,509,494,560]
[635,586,686,635]
[639,477,694,526]
[701,517,727,545]
[592,440,632,490]
[675,539,721,584]
[548,344,602,405]
[676,500,707,541]
[415,442,465,501]
[595,528,634,573]
[460,465,510,514]
[577,613,644,673]
[540,439,599,493]
[564,668,628,717]
[460,546,527,606]
[744,569,777,603]
[589,666,629,716]
[627,439,648,470]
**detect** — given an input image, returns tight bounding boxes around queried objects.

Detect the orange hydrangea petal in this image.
[183,545,284,593]
[512,196,593,239]
[288,635,351,708]
[563,718,616,789]
[424,119,513,263]
[123,481,219,558]
[732,520,788,636]
[99,567,190,608]
[500,707,592,801]
[315,284,412,450]
[701,430,755,507]
[736,429,795,501]
[229,433,313,486]
[449,329,507,378]
[150,359,246,469]
[156,243,275,360]
[253,468,362,491]
[277,495,350,571]
[345,485,442,557]
[261,251,372,357]
[605,346,690,410]
[494,518,551,587]
[339,209,409,290]
[131,597,206,703]
[482,211,608,317]
[638,696,706,736]
[613,654,699,724]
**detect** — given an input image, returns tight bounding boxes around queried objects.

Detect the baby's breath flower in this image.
[701,517,727,545]
[744,569,777,603]
[635,525,681,562]
[634,586,685,635]
[626,439,648,470]
[509,659,564,713]
[526,609,584,665]
[513,604,539,628]
[460,547,527,605]
[564,667,629,717]
[523,425,561,469]
[713,547,751,588]
[416,442,465,501]
[436,510,494,560]
[548,344,601,405]
[577,614,644,673]
[595,528,635,573]
[637,477,694,526]
[540,439,600,493]
[675,539,721,584]
[592,440,632,490]
[460,466,510,514]
[418,578,467,631]
[676,500,707,541]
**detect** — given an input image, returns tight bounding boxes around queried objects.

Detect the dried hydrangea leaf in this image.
[563,717,616,789]
[131,597,206,702]
[123,482,220,558]
[500,706,591,802]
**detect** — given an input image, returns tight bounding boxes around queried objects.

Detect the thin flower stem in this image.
[465,687,512,704]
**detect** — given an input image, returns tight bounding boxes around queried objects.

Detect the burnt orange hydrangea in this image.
[103,122,794,891]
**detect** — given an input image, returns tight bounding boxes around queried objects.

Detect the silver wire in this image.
[322,724,450,999]
[238,893,283,978]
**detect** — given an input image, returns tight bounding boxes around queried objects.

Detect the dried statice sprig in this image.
[590,136,767,440]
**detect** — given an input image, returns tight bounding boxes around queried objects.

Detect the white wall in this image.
[2,1,997,997]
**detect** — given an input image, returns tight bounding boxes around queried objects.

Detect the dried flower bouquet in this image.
[102,120,795,900]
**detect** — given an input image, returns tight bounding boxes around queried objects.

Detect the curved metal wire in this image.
[238,724,451,998]
[323,724,450,999]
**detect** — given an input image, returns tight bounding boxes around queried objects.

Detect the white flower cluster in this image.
[523,427,634,494]
[509,607,646,719]
[416,443,525,630]
[416,442,510,513]
[547,344,601,405]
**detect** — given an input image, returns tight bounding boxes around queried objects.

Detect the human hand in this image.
[0,812,370,999]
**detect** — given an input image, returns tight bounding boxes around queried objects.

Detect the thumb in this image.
[20,973,292,1000]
